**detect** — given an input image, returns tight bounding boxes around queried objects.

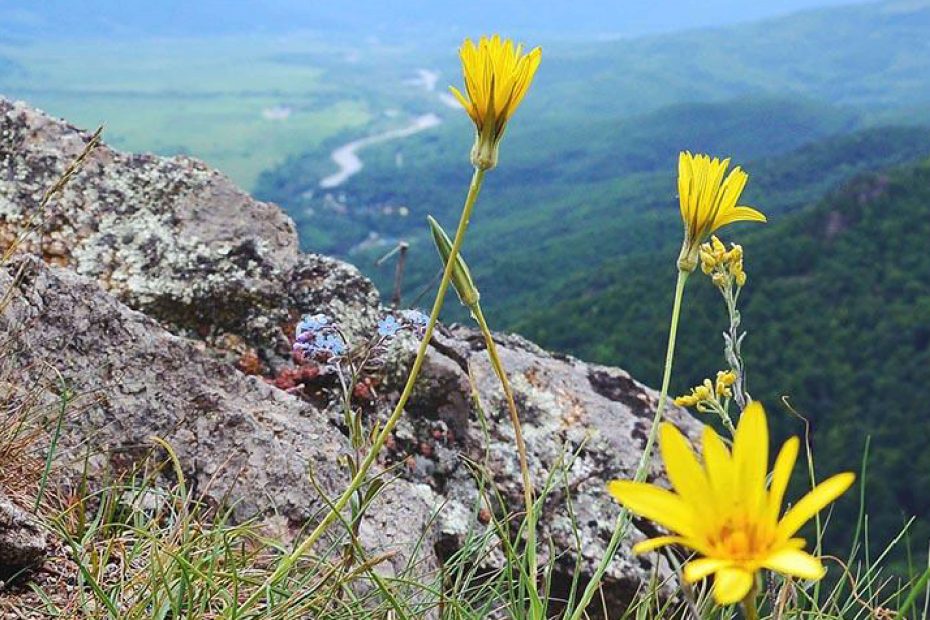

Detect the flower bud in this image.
[428,215,481,308]
[699,248,716,274]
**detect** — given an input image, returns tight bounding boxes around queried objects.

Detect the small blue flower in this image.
[296,313,331,339]
[315,333,346,356]
[400,309,429,327]
[377,315,401,337]
[293,313,346,360]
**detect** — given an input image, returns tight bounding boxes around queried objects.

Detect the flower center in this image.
[711,521,772,562]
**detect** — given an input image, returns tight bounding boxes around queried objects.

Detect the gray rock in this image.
[384,327,701,608]
[0,97,704,612]
[0,98,379,370]
[0,255,440,577]
[0,492,46,568]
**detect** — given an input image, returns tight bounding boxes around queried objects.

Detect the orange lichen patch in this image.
[236,350,263,376]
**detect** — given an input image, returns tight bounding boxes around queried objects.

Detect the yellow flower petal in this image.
[732,402,768,512]
[762,548,826,581]
[715,205,768,228]
[713,567,754,605]
[701,425,735,507]
[768,436,799,521]
[777,472,856,541]
[660,422,711,508]
[632,535,688,554]
[606,480,696,537]
[678,151,693,225]
[682,557,731,583]
[448,86,474,119]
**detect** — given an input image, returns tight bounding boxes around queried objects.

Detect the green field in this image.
[0,36,408,188]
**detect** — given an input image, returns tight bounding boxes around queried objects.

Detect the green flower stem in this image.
[471,302,541,615]
[723,284,750,410]
[566,267,690,620]
[238,167,487,613]
[635,268,690,480]
[702,398,737,437]
[742,582,760,620]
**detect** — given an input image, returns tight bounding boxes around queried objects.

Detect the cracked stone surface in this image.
[383,328,701,607]
[0,255,440,580]
[0,98,378,374]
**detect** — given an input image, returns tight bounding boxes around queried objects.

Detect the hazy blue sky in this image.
[1,0,869,40]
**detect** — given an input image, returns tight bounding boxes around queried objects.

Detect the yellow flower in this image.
[715,370,737,397]
[450,35,541,170]
[699,248,717,274]
[607,403,854,605]
[677,152,766,271]
[674,394,698,407]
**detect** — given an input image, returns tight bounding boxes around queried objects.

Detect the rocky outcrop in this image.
[0,98,378,373]
[386,328,699,606]
[0,98,702,610]
[0,254,442,580]
[0,492,46,570]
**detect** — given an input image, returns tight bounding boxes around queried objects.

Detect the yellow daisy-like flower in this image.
[677,152,767,272]
[450,35,541,170]
[607,403,854,605]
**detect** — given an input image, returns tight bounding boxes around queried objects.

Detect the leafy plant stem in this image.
[235,166,487,614]
[471,301,541,616]
[743,590,760,620]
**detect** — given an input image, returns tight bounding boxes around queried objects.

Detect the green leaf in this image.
[427,215,480,308]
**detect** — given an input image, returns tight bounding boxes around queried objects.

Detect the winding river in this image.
[319,112,442,189]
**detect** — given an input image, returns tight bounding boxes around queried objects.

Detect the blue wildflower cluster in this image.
[367,309,430,367]
[398,309,429,337]
[292,309,429,367]
[376,310,429,340]
[293,313,347,360]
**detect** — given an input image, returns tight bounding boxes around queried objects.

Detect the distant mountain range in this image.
[257,0,930,257]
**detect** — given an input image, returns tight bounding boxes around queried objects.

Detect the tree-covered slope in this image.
[257,96,862,265]
[256,0,930,307]
[266,121,930,330]
[533,0,930,121]
[514,156,930,552]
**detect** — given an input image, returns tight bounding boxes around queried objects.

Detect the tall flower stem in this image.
[471,303,541,614]
[742,582,760,620]
[566,268,690,620]
[635,268,689,480]
[239,167,487,612]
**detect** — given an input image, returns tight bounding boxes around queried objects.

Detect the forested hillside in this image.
[515,156,930,554]
[256,0,930,258]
